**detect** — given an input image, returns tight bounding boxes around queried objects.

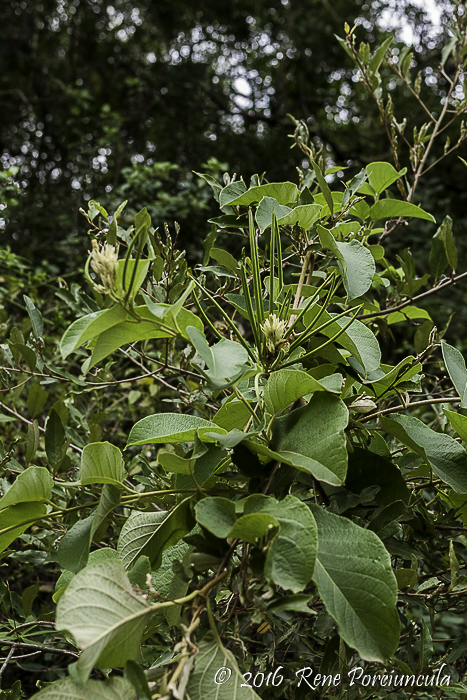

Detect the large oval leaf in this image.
[127,413,225,447]
[310,506,400,662]
[264,368,338,416]
[0,467,53,509]
[117,498,193,570]
[270,393,348,485]
[80,442,125,486]
[56,560,153,682]
[370,199,435,222]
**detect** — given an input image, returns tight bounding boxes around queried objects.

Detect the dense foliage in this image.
[3,6,467,700]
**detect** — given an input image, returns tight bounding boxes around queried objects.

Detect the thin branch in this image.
[357,396,461,423]
[0,400,83,454]
[358,271,467,320]
[0,639,78,658]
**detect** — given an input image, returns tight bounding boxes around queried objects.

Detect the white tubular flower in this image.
[261,313,289,355]
[89,240,119,295]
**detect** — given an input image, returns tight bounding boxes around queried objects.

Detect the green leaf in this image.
[127,413,225,447]
[265,594,314,614]
[186,638,261,700]
[311,506,400,662]
[368,35,394,73]
[318,226,375,300]
[429,216,457,278]
[244,495,318,592]
[381,413,467,493]
[117,258,150,301]
[387,306,432,324]
[56,560,153,682]
[304,306,381,376]
[80,442,125,486]
[195,497,237,538]
[442,341,467,407]
[227,182,298,206]
[187,326,249,389]
[269,394,348,485]
[219,180,247,208]
[0,502,47,555]
[228,512,279,545]
[124,660,151,700]
[45,408,66,469]
[255,196,292,233]
[23,295,43,339]
[210,247,239,272]
[25,419,40,465]
[441,35,457,67]
[264,368,339,416]
[276,203,323,230]
[60,306,128,359]
[444,408,467,441]
[27,382,48,418]
[117,498,193,570]
[370,199,435,222]
[346,447,410,506]
[366,161,406,195]
[0,467,53,510]
[29,677,136,700]
[56,516,94,573]
[88,306,202,370]
[311,161,334,216]
[213,399,252,431]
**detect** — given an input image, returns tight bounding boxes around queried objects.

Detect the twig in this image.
[357,396,461,423]
[0,639,78,658]
[358,271,467,320]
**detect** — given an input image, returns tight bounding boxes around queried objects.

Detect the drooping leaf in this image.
[318,226,375,300]
[56,516,94,574]
[27,381,48,418]
[311,506,400,662]
[0,467,53,509]
[311,161,334,216]
[23,295,44,339]
[29,676,136,700]
[45,408,66,469]
[442,341,467,407]
[56,560,153,682]
[430,216,457,278]
[127,413,225,447]
[244,495,317,592]
[80,442,125,486]
[117,498,193,570]
[370,199,435,222]
[381,413,467,493]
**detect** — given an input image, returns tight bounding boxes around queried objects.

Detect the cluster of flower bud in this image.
[89,240,119,298]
